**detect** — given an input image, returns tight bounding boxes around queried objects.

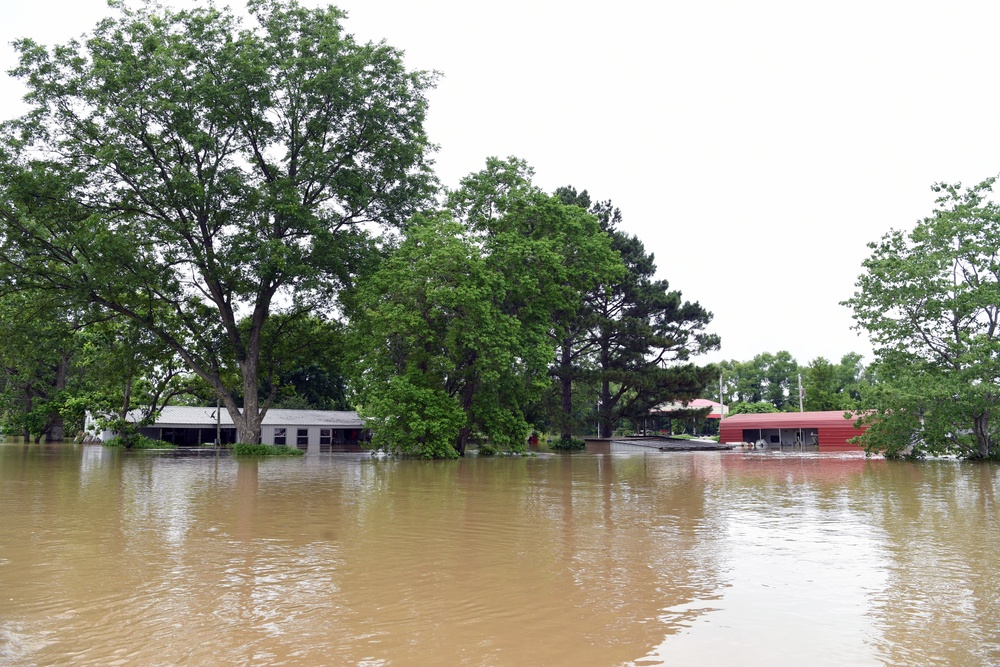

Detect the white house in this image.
[92,406,366,453]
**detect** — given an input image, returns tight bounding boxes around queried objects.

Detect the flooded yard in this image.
[1,444,998,666]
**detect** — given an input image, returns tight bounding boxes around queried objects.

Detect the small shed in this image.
[718,411,866,451]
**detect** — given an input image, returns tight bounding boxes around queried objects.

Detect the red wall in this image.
[719,411,865,450]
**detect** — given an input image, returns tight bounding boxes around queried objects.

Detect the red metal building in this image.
[718,411,866,451]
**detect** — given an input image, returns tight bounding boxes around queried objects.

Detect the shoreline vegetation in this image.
[0,2,719,459]
[1,2,997,460]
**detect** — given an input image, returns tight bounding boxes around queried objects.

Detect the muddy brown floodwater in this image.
[1,444,998,666]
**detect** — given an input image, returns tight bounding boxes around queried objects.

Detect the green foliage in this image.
[802,357,840,411]
[104,434,171,450]
[549,187,719,439]
[347,159,620,458]
[261,315,353,410]
[551,435,586,450]
[82,317,202,437]
[0,0,434,444]
[728,401,780,415]
[802,354,870,411]
[356,373,466,459]
[717,352,799,410]
[845,178,1000,459]
[718,351,868,414]
[0,292,85,442]
[231,443,305,456]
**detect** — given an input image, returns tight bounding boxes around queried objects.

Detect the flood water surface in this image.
[1,445,998,666]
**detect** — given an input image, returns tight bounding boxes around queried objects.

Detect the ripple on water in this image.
[2,448,1000,666]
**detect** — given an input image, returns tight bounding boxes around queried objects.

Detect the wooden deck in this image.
[586,436,735,453]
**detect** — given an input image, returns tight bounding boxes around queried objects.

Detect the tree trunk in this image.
[226,371,263,446]
[46,354,69,442]
[560,342,573,441]
[598,336,612,438]
[23,390,32,443]
[456,425,470,457]
[455,377,478,456]
[119,374,133,424]
[600,377,611,438]
[222,336,266,445]
[973,412,991,459]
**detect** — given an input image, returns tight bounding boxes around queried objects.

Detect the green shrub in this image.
[551,435,585,451]
[478,444,499,456]
[232,443,305,456]
[103,434,173,449]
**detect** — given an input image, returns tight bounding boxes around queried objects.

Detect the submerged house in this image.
[92,406,366,452]
[718,410,866,451]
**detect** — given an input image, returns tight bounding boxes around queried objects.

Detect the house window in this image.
[274,428,286,445]
[297,429,309,446]
[320,429,331,445]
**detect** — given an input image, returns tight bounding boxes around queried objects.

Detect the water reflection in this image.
[865,461,1000,666]
[644,454,889,666]
[1,446,999,665]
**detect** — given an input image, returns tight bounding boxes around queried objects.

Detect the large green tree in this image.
[0,0,434,443]
[551,187,719,439]
[801,357,839,411]
[846,178,1000,459]
[591,225,718,438]
[800,353,868,411]
[548,187,620,439]
[347,159,620,457]
[718,352,799,410]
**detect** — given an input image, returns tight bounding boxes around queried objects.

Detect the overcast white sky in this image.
[3,0,999,367]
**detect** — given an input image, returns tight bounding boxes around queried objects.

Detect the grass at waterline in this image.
[100,438,304,455]
[103,435,175,449]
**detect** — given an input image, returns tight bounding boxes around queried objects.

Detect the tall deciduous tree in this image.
[846,178,1000,459]
[347,159,620,457]
[802,357,839,411]
[0,0,434,443]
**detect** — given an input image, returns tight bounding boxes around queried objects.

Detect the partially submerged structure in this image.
[646,398,727,435]
[654,398,728,419]
[91,406,366,452]
[718,411,866,451]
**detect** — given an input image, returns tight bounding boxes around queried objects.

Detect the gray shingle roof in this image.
[151,406,363,428]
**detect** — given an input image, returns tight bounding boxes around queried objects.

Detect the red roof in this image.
[653,398,727,419]
[721,411,860,428]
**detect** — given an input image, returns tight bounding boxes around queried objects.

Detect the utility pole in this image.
[798,373,804,412]
[719,372,724,421]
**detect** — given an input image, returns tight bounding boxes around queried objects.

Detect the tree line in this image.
[725,174,1000,461]
[0,1,718,456]
[3,0,998,460]
[714,351,869,415]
